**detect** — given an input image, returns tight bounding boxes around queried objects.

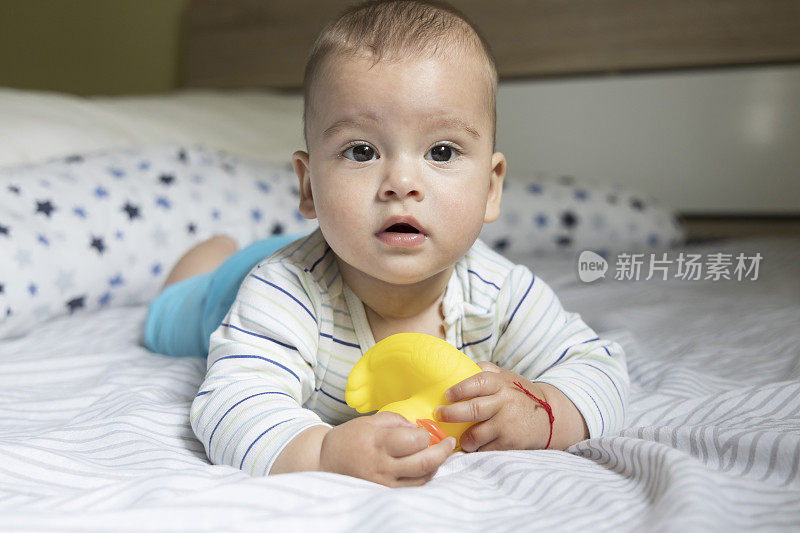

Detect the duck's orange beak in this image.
[416,418,447,446]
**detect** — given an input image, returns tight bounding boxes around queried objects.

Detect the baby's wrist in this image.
[529,381,590,449]
[513,381,554,449]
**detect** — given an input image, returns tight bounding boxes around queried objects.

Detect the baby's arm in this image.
[190,261,454,484]
[189,262,333,477]
[494,265,629,442]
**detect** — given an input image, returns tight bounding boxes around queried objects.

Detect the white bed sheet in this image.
[1,237,798,532]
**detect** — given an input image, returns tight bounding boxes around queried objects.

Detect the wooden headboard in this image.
[181,0,800,90]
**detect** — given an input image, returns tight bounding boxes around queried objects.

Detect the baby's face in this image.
[294,52,505,287]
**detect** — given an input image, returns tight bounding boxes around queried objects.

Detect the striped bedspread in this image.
[1,237,798,531]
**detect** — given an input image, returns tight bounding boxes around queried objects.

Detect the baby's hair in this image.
[302,0,498,148]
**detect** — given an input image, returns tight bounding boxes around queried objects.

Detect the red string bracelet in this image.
[513,381,554,449]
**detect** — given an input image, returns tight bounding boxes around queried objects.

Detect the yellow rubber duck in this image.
[345,332,482,451]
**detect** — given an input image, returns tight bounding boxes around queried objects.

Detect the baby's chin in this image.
[341,258,440,287]
[365,261,456,288]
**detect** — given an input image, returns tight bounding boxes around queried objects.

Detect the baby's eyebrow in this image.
[322,118,371,138]
[426,117,481,140]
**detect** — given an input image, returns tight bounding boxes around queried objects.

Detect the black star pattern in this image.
[187,222,197,234]
[0,224,9,237]
[0,283,4,294]
[90,236,106,254]
[122,202,141,220]
[64,154,84,163]
[555,235,572,247]
[66,296,85,314]
[630,198,645,211]
[493,238,509,252]
[561,211,578,228]
[177,148,187,163]
[271,223,284,235]
[7,185,20,195]
[35,200,56,217]
[159,174,175,186]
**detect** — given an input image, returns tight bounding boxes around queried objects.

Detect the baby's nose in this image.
[381,183,421,200]
[379,165,424,201]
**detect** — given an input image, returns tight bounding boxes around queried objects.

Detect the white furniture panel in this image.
[496,65,800,213]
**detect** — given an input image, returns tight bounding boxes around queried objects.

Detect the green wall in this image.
[0,0,189,96]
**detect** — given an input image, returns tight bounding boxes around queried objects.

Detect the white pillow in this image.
[479,172,684,258]
[0,87,305,169]
[0,144,318,340]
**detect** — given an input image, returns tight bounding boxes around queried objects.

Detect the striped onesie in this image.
[190,228,629,476]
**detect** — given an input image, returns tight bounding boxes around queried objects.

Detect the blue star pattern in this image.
[98,292,112,307]
[478,172,684,258]
[0,144,320,339]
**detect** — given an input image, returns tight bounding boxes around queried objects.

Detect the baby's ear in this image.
[292,150,317,220]
[484,152,506,223]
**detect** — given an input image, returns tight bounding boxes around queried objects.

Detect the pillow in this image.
[479,172,684,258]
[0,144,318,340]
[0,87,305,169]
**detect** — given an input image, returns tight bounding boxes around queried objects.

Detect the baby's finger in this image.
[392,436,456,479]
[475,438,503,452]
[435,395,500,424]
[445,371,502,403]
[459,420,498,453]
[476,361,502,373]
[383,426,431,457]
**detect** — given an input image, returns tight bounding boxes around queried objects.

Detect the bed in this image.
[1,220,798,530]
[0,95,797,530]
[2,2,800,531]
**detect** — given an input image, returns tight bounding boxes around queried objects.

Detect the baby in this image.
[151,0,628,488]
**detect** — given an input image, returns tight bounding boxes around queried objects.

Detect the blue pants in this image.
[143,234,306,357]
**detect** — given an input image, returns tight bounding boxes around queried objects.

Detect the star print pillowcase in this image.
[478,172,684,259]
[0,144,318,340]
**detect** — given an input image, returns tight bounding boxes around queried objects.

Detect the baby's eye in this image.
[342,144,378,162]
[427,144,458,163]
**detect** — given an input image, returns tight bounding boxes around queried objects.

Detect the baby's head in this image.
[293,0,506,288]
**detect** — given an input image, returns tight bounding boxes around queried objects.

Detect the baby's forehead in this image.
[311,48,493,107]
[313,63,489,130]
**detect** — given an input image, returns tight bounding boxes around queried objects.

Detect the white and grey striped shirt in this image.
[190,228,629,476]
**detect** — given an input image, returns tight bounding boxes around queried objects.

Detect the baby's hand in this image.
[319,411,456,487]
[434,362,557,452]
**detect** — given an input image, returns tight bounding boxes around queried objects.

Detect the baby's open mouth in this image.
[385,223,420,234]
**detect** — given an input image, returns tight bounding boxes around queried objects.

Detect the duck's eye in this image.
[343,144,377,162]
[428,145,455,162]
